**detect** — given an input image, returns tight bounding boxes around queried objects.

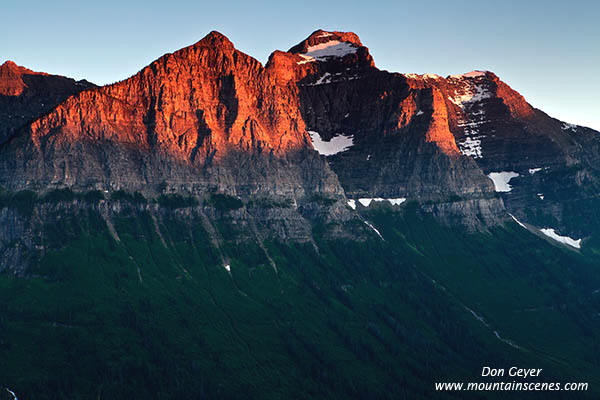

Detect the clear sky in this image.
[2,0,598,130]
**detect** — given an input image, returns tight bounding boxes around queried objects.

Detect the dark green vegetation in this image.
[1,198,600,399]
[158,193,199,209]
[206,193,243,211]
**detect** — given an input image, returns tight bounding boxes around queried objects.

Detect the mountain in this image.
[0,60,95,145]
[1,30,600,399]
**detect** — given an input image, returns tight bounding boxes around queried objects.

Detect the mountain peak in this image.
[1,60,19,69]
[0,61,48,97]
[0,60,38,76]
[288,29,363,54]
[188,30,236,52]
[287,29,373,68]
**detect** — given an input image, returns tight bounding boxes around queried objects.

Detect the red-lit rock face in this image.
[424,87,460,155]
[20,30,515,166]
[28,32,311,161]
[0,61,45,96]
[0,61,94,144]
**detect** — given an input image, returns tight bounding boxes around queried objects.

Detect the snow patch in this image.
[509,213,527,229]
[449,84,491,107]
[314,72,332,85]
[363,220,384,240]
[487,172,519,192]
[358,198,406,207]
[458,136,483,158]
[404,73,441,80]
[302,71,358,86]
[223,264,231,272]
[448,72,492,108]
[540,228,581,249]
[5,389,17,400]
[529,168,542,174]
[561,122,577,131]
[456,106,488,159]
[347,199,356,210]
[537,193,544,200]
[450,70,487,79]
[416,110,424,116]
[388,198,407,206]
[308,131,354,156]
[297,41,357,64]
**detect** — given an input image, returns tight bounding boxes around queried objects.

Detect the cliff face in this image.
[0,32,346,203]
[1,28,599,259]
[26,32,310,158]
[404,70,600,236]
[0,32,360,271]
[0,60,95,144]
[288,31,503,227]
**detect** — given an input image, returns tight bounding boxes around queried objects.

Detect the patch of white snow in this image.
[347,199,356,210]
[308,131,354,156]
[529,168,542,174]
[387,198,407,205]
[314,72,331,85]
[450,70,487,79]
[487,172,519,192]
[458,136,483,158]
[358,198,406,207]
[297,41,357,64]
[404,73,441,80]
[540,228,581,249]
[449,84,491,107]
[509,213,527,229]
[363,220,384,240]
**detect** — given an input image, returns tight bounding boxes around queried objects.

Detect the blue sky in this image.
[2,0,598,129]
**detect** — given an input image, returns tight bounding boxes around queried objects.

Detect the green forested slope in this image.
[1,200,599,399]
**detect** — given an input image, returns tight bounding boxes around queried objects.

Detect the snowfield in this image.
[540,228,581,249]
[308,131,354,155]
[297,40,357,64]
[357,198,407,207]
[487,172,519,192]
[458,135,484,158]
